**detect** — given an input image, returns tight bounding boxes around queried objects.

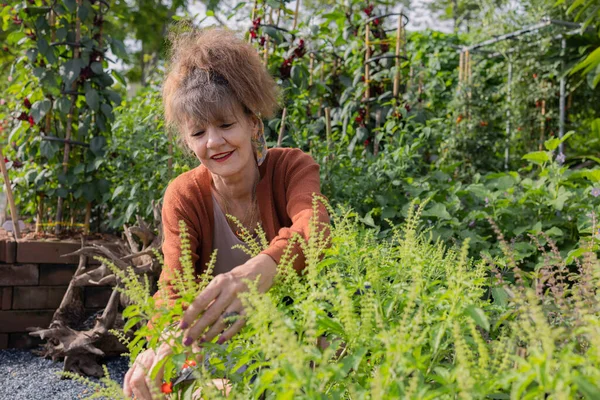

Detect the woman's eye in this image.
[192,131,205,137]
[221,123,234,129]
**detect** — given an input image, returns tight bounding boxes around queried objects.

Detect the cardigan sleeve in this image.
[154,184,202,308]
[260,150,330,273]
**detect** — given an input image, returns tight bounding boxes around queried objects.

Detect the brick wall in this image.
[0,237,115,349]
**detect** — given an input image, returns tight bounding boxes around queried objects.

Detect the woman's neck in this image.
[211,165,260,203]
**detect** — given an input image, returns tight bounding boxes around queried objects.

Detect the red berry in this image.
[363,139,370,147]
[17,112,28,121]
[259,36,266,46]
[24,98,31,109]
[28,116,35,127]
[161,382,173,394]
[373,18,380,26]
[355,115,363,124]
[404,104,411,112]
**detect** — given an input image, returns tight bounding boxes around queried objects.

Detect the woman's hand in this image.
[123,343,171,400]
[179,254,277,346]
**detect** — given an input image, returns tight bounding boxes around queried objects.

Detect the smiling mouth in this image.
[211,150,234,161]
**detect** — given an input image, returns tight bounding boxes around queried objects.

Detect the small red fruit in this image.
[28,116,35,127]
[24,98,31,109]
[161,382,173,394]
[183,359,197,369]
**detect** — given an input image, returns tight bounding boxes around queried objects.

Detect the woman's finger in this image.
[216,309,247,344]
[202,299,243,343]
[123,363,136,397]
[130,350,155,400]
[149,344,172,398]
[181,277,224,329]
[184,294,230,343]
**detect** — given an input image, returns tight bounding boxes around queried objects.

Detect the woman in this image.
[123,27,330,399]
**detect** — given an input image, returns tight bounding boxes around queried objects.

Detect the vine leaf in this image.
[31,99,52,124]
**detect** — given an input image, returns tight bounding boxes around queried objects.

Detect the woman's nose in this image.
[206,126,225,148]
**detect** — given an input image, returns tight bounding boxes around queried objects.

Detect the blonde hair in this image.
[163,27,280,143]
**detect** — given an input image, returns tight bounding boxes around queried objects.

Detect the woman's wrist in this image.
[231,254,277,293]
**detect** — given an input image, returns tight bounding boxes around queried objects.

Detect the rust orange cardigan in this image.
[157,147,330,303]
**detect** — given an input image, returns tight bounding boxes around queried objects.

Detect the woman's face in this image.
[184,102,258,179]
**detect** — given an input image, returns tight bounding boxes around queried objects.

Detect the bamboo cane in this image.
[374,109,381,156]
[0,144,21,239]
[325,107,332,153]
[277,108,287,147]
[292,0,300,30]
[365,24,371,100]
[539,99,546,151]
[393,14,402,98]
[55,0,81,235]
[35,194,44,234]
[458,51,465,83]
[309,53,315,86]
[263,35,269,66]
[84,201,91,234]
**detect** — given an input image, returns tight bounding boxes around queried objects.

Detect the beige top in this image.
[211,195,252,276]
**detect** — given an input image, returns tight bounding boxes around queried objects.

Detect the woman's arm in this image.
[155,184,203,308]
[260,149,331,272]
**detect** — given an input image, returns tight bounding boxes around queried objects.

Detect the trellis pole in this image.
[55,0,82,235]
[559,37,566,156]
[0,145,21,239]
[292,0,300,30]
[277,108,287,147]
[364,23,371,119]
[325,107,332,154]
[393,14,403,97]
[263,35,269,66]
[504,61,513,170]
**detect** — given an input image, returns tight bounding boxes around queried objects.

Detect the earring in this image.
[252,119,268,166]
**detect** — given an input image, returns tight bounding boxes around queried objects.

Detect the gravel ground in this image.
[0,349,129,400]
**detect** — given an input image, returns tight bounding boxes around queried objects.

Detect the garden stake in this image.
[292,0,300,30]
[393,14,402,97]
[309,53,314,86]
[559,37,566,155]
[539,99,546,151]
[364,24,371,120]
[458,51,464,84]
[55,0,82,235]
[84,202,91,234]
[374,109,381,156]
[325,107,332,154]
[0,145,21,239]
[36,194,44,234]
[277,108,287,147]
[263,35,269,66]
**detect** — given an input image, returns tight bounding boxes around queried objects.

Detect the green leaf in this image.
[85,88,100,111]
[90,62,103,75]
[465,305,490,332]
[544,131,574,151]
[60,59,83,86]
[55,97,71,116]
[112,185,126,201]
[574,375,600,399]
[491,287,509,307]
[111,70,127,87]
[30,99,51,124]
[422,203,452,220]
[90,136,106,156]
[522,151,551,165]
[62,0,76,13]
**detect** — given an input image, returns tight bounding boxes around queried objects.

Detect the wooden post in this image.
[277,108,287,147]
[263,35,269,66]
[393,14,402,98]
[84,201,91,234]
[309,53,315,86]
[458,51,465,84]
[539,99,546,151]
[55,0,81,235]
[0,144,21,239]
[35,193,44,234]
[374,109,381,156]
[364,23,371,101]
[325,107,332,154]
[292,0,300,30]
